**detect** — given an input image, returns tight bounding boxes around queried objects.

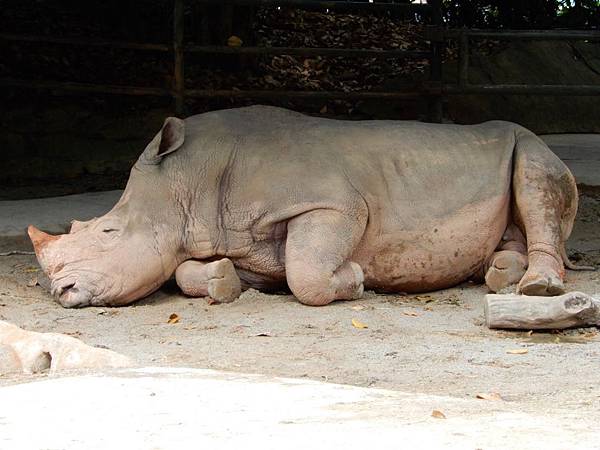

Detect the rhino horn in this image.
[28,225,60,255]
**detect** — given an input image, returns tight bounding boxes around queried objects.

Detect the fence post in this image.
[427,0,443,123]
[173,0,185,117]
[458,29,469,87]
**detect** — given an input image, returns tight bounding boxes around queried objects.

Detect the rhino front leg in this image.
[485,250,528,293]
[285,209,367,306]
[484,224,528,292]
[175,258,241,303]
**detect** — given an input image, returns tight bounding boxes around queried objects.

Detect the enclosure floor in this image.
[1,368,599,449]
[1,146,600,446]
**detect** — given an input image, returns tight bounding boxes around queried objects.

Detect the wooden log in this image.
[484,292,600,330]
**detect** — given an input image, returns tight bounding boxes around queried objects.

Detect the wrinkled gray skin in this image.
[29,106,587,308]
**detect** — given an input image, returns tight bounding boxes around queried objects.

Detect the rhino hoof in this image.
[207,260,242,303]
[485,251,527,293]
[518,274,565,296]
[351,283,364,300]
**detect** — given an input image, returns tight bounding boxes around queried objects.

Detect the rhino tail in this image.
[560,243,595,271]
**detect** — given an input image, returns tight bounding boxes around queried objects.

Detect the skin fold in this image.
[29,106,585,308]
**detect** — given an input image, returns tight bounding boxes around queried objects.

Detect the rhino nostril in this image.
[53,281,75,298]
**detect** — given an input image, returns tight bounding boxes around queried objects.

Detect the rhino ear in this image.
[139,117,185,165]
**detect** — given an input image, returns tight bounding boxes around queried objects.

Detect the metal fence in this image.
[1,0,599,123]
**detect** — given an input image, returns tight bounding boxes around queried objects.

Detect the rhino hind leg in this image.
[175,258,241,303]
[285,209,367,306]
[511,130,579,296]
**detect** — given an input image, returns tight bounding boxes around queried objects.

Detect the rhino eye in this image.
[102,228,119,233]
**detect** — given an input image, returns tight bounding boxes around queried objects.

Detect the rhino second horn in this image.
[28,225,60,254]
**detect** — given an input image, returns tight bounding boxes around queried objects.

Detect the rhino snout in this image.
[50,278,92,308]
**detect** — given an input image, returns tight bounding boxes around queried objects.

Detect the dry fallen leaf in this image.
[351,305,365,311]
[351,318,368,329]
[476,392,503,401]
[403,311,419,317]
[167,313,180,324]
[24,267,39,273]
[227,35,243,47]
[431,410,446,419]
[507,348,528,354]
[206,298,220,305]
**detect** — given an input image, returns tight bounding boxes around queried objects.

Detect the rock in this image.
[0,344,22,373]
[0,321,131,374]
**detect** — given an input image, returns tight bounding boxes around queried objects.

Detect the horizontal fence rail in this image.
[445,29,600,40]
[193,0,432,13]
[0,78,170,96]
[445,84,600,96]
[1,34,431,58]
[185,88,431,99]
[0,33,171,51]
[186,45,431,58]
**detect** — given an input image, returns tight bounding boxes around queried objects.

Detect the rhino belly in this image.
[354,193,510,293]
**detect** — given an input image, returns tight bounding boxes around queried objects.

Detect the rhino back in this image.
[180,106,516,229]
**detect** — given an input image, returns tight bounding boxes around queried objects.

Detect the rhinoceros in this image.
[28,106,590,308]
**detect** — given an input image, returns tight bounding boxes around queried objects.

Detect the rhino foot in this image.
[176,258,242,303]
[485,250,528,293]
[517,251,565,296]
[518,273,565,296]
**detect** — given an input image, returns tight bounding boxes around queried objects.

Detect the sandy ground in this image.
[0,189,599,425]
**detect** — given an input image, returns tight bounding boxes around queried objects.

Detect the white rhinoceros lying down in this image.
[28,106,590,308]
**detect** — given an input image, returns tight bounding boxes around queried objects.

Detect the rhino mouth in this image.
[50,277,94,308]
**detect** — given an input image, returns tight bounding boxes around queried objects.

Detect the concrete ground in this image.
[1,368,599,450]
[1,134,599,448]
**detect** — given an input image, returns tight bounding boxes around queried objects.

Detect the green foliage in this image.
[442,0,600,28]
